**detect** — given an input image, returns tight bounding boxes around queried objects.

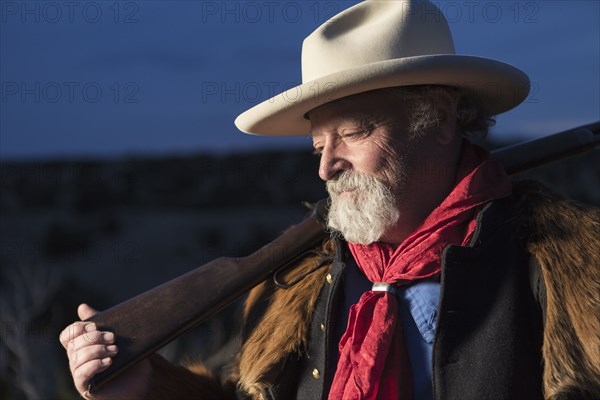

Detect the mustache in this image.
[326,170,380,195]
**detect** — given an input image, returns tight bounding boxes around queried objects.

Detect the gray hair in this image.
[386,85,495,140]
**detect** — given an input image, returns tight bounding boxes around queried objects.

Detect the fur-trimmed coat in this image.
[147,182,600,400]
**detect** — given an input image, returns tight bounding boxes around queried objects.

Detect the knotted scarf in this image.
[328,141,512,400]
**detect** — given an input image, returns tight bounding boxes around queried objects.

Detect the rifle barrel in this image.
[492,121,599,175]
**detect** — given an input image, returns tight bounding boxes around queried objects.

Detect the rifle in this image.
[492,121,599,175]
[87,121,599,391]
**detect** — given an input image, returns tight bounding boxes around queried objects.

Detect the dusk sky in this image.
[1,1,599,160]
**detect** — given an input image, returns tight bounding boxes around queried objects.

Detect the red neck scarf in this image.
[328,141,512,400]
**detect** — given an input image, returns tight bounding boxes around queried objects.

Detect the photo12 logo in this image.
[1,81,140,104]
[1,1,140,24]
[429,1,540,24]
[199,1,342,24]
[200,80,338,105]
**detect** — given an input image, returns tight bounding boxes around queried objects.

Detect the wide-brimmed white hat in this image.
[235,0,530,136]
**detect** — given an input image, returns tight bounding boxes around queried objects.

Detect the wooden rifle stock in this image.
[87,200,329,391]
[86,121,599,392]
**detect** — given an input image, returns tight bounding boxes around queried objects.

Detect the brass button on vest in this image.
[312,368,320,379]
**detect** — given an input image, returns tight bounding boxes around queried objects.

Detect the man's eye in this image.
[312,147,323,157]
[342,129,369,140]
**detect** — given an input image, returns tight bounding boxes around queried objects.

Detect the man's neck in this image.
[381,160,461,247]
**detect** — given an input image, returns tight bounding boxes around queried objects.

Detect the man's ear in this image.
[435,117,458,145]
[434,91,459,145]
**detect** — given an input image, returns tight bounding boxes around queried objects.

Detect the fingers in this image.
[60,321,119,397]
[73,357,113,395]
[59,303,99,349]
[67,328,115,358]
[78,303,98,320]
[59,322,104,349]
[59,304,123,398]
[70,342,118,371]
[59,321,87,349]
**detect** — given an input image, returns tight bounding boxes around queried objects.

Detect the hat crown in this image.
[302,0,455,82]
[236,0,529,136]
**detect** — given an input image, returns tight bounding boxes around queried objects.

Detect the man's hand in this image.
[59,304,152,399]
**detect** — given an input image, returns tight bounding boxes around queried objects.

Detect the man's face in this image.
[310,90,429,244]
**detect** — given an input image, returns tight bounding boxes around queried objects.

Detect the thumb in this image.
[77,303,99,321]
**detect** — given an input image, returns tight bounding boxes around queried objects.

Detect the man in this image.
[60,1,600,399]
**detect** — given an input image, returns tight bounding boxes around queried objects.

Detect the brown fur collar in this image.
[237,239,335,398]
[514,182,600,399]
[234,182,600,399]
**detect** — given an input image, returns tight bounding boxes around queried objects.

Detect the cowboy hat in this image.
[235,0,530,136]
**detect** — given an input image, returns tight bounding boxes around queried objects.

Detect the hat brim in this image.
[235,54,530,136]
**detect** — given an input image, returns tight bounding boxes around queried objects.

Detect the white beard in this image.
[326,170,400,245]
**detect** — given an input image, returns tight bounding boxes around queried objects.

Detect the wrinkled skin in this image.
[310,89,462,245]
[59,304,152,399]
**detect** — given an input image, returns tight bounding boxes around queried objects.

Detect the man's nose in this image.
[318,142,350,181]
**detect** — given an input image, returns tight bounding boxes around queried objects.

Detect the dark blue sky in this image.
[1,1,599,160]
